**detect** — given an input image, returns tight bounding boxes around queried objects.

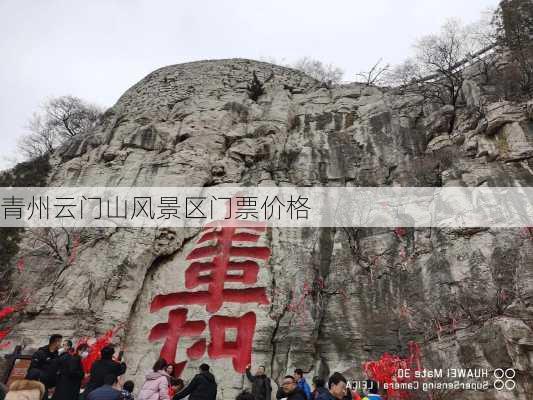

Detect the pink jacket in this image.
[138,371,170,400]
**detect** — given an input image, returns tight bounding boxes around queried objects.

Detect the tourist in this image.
[172,363,217,400]
[52,343,89,400]
[350,387,361,400]
[121,381,135,400]
[84,345,127,396]
[235,391,255,400]
[58,340,73,356]
[26,333,63,399]
[5,370,45,400]
[168,378,183,398]
[327,373,347,400]
[342,386,353,400]
[276,375,306,400]
[87,374,122,400]
[311,377,329,400]
[165,365,174,378]
[137,358,171,400]
[294,369,311,400]
[244,364,272,400]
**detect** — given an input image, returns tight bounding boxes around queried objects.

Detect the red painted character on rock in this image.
[149,197,271,377]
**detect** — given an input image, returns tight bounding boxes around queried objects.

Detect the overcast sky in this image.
[0,0,499,170]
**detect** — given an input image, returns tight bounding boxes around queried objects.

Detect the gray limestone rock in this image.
[424,104,456,138]
[485,101,525,136]
[1,59,533,400]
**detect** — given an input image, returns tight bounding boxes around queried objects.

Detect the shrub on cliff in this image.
[247,71,265,101]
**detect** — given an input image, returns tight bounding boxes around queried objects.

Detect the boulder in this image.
[424,104,455,137]
[123,125,170,151]
[485,101,525,135]
[498,122,533,161]
[426,134,452,153]
[462,79,482,108]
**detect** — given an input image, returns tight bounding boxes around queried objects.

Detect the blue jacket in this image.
[297,378,312,400]
[87,385,122,400]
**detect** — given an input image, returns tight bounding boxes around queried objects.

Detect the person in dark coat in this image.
[84,345,127,397]
[52,343,89,400]
[26,334,63,399]
[275,375,306,400]
[121,381,135,400]
[311,377,329,400]
[172,363,217,400]
[245,364,272,400]
[235,391,255,400]
[87,374,122,400]
[326,373,347,400]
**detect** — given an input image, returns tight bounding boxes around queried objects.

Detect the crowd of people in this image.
[270,372,382,400]
[0,334,382,400]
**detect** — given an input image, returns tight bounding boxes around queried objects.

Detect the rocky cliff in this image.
[1,47,533,400]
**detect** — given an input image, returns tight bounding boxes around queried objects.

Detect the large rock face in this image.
[2,58,533,400]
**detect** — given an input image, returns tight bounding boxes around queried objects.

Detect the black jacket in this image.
[27,346,60,389]
[84,358,127,396]
[173,371,217,400]
[51,353,85,400]
[313,387,332,400]
[245,369,272,400]
[276,387,307,400]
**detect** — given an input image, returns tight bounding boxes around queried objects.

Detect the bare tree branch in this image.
[17,96,103,160]
[355,58,390,86]
[385,18,495,108]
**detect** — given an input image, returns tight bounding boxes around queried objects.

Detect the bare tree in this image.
[467,7,500,84]
[45,96,102,138]
[17,114,59,159]
[23,227,81,265]
[18,96,103,159]
[386,19,487,107]
[19,226,111,268]
[355,58,390,86]
[258,56,344,85]
[292,57,344,85]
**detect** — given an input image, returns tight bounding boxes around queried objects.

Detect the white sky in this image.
[0,0,499,170]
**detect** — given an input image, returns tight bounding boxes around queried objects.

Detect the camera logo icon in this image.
[494,368,515,391]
